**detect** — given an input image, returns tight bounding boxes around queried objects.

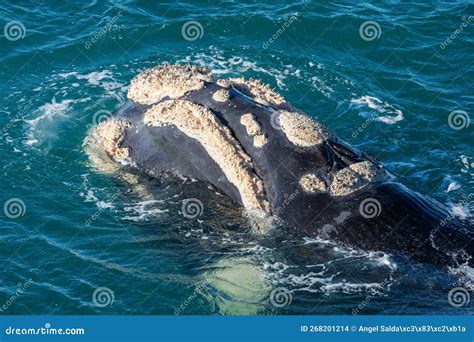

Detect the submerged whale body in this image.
[93,64,473,267]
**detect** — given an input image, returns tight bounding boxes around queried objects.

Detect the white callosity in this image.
[212,88,230,102]
[218,77,286,108]
[278,110,328,147]
[95,118,131,161]
[330,161,380,196]
[299,173,327,193]
[240,113,267,148]
[128,64,212,105]
[143,99,271,215]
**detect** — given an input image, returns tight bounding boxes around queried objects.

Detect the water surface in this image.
[0,0,473,315]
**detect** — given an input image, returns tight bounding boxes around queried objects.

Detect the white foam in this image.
[459,155,473,169]
[24,98,73,146]
[308,61,324,69]
[178,48,293,89]
[58,69,126,103]
[448,264,474,290]
[84,189,99,203]
[447,181,461,192]
[450,203,470,219]
[122,200,168,222]
[351,95,404,124]
[320,282,386,294]
[75,70,114,86]
[25,138,39,146]
[178,48,355,101]
[261,236,397,295]
[58,71,78,78]
[26,98,74,127]
[458,155,474,183]
[25,97,89,146]
[367,251,398,271]
[79,173,116,210]
[310,76,334,97]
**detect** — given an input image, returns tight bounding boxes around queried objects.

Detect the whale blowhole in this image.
[223,77,287,108]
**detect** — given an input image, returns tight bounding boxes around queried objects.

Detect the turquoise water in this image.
[0,1,473,315]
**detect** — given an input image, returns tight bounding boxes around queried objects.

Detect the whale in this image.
[92,64,473,267]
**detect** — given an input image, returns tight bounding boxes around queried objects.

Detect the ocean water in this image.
[0,0,473,315]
